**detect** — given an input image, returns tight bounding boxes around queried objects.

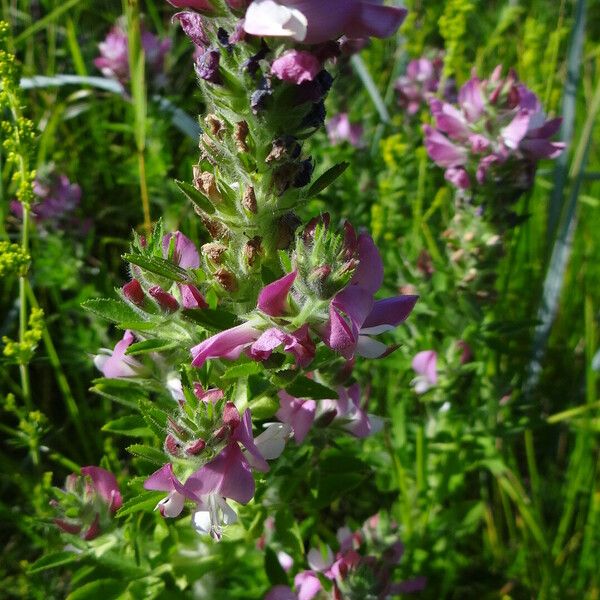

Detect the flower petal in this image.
[257,271,297,316]
[361,295,418,333]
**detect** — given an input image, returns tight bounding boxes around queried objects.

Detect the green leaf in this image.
[181,308,238,331]
[126,339,177,355]
[175,180,215,215]
[138,399,168,439]
[29,550,81,574]
[284,377,338,400]
[82,299,140,324]
[116,490,165,518]
[127,444,166,466]
[67,578,128,600]
[122,254,188,283]
[264,546,289,587]
[221,362,263,380]
[91,378,152,408]
[102,415,151,438]
[307,162,349,197]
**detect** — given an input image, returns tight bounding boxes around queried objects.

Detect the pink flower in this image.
[411,350,437,394]
[95,20,171,85]
[276,390,317,443]
[162,230,200,269]
[326,113,364,148]
[81,466,123,513]
[395,56,442,115]
[271,50,321,84]
[94,330,146,378]
[243,0,407,45]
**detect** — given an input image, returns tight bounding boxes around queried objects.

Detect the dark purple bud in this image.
[217,27,230,49]
[54,518,82,535]
[164,434,181,456]
[83,514,101,540]
[301,100,326,129]
[250,82,272,113]
[293,158,314,188]
[195,48,221,84]
[123,279,145,306]
[242,41,269,75]
[303,213,330,242]
[185,438,206,455]
[149,286,179,312]
[173,11,208,48]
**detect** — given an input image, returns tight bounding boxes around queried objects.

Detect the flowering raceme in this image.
[395,55,444,115]
[423,67,565,194]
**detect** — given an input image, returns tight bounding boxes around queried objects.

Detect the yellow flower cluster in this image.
[2,307,44,365]
[0,241,30,278]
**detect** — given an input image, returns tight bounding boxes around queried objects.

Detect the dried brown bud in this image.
[399,284,418,295]
[202,242,228,263]
[463,268,477,283]
[214,268,238,292]
[276,212,301,249]
[244,236,262,267]
[463,231,475,242]
[234,120,249,153]
[242,186,257,214]
[200,215,229,239]
[450,249,465,263]
[204,114,224,137]
[265,136,300,163]
[194,170,222,204]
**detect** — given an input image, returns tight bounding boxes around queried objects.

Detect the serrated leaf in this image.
[181,308,238,331]
[91,378,151,408]
[307,162,349,197]
[175,179,215,215]
[102,415,151,438]
[82,299,140,324]
[123,253,188,283]
[29,550,82,573]
[138,399,168,439]
[284,377,338,400]
[127,444,166,465]
[222,362,263,379]
[126,339,177,355]
[116,490,165,518]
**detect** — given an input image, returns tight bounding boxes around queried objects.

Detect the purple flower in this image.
[95,20,171,86]
[94,330,146,378]
[11,173,82,230]
[250,325,316,367]
[326,113,364,148]
[424,67,565,191]
[324,233,418,359]
[195,48,221,83]
[276,390,317,443]
[162,230,200,269]
[191,322,261,367]
[81,466,123,513]
[271,50,321,84]
[243,0,407,45]
[411,350,437,394]
[172,11,209,48]
[395,56,442,115]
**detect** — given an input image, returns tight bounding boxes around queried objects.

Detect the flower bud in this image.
[202,242,228,263]
[195,48,221,84]
[214,268,238,292]
[180,284,209,310]
[244,236,262,267]
[149,286,179,312]
[194,170,222,204]
[122,279,145,306]
[234,121,249,152]
[164,434,182,456]
[204,114,224,137]
[242,186,257,214]
[185,438,206,455]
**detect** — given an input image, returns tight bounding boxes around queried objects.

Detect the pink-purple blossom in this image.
[395,56,443,115]
[271,50,321,84]
[423,67,565,191]
[94,330,146,378]
[243,0,407,45]
[95,20,171,86]
[411,350,438,394]
[326,113,364,148]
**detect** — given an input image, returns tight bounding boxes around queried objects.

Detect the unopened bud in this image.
[265,136,300,163]
[214,268,238,292]
[309,264,332,282]
[83,514,101,541]
[185,438,206,456]
[149,286,179,313]
[204,114,223,137]
[276,213,301,249]
[463,268,477,283]
[122,279,145,306]
[164,434,181,456]
[201,215,229,239]
[234,121,249,153]
[202,242,228,263]
[194,170,222,204]
[242,186,257,214]
[244,236,262,267]
[450,249,464,263]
